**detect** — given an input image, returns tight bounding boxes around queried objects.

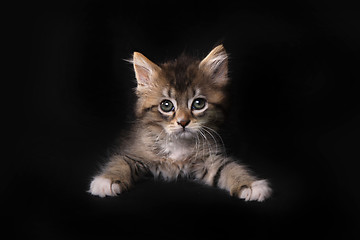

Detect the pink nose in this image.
[177,119,190,128]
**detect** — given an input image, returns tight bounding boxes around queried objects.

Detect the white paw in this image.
[88,176,121,197]
[239,179,272,202]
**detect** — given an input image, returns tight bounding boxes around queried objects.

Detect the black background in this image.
[5,0,359,239]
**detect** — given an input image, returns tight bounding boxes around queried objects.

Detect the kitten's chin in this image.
[179,131,194,139]
[173,129,195,139]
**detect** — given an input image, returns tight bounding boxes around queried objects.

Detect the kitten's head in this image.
[132,45,229,139]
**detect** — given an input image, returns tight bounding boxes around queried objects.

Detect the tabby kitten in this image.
[89,45,272,201]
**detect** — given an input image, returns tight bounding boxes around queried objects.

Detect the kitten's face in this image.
[153,86,215,139]
[132,45,229,139]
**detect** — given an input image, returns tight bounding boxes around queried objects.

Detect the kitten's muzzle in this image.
[177,119,190,128]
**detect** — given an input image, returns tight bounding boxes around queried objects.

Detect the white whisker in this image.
[201,127,219,155]
[194,132,201,161]
[202,126,227,157]
[199,129,213,163]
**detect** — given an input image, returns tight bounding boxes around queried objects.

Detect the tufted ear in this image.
[199,45,229,87]
[132,52,161,89]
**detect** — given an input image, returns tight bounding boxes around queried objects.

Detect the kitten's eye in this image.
[192,98,207,110]
[160,100,174,112]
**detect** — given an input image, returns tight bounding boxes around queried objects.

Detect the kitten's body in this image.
[89,45,272,201]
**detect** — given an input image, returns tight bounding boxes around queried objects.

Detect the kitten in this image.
[89,45,272,201]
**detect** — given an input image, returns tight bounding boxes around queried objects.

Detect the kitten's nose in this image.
[177,119,190,128]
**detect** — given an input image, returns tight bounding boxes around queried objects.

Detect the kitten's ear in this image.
[199,44,229,86]
[133,52,161,88]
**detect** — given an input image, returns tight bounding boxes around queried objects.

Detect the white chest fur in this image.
[162,138,194,161]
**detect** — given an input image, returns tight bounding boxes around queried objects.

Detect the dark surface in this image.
[5,0,359,239]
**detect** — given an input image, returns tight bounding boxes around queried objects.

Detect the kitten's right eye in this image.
[160,100,174,112]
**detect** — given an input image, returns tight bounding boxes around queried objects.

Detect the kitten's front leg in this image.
[89,154,148,197]
[194,157,272,201]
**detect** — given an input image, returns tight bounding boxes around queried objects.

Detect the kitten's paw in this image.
[89,176,121,197]
[239,179,272,202]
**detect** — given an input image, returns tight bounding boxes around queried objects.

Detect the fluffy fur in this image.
[89,45,272,201]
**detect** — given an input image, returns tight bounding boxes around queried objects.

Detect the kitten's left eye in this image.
[160,99,175,112]
[192,98,207,110]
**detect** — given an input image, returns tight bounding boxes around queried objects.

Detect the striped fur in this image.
[89,45,272,201]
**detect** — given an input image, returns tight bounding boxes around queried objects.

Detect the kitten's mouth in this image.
[174,128,194,139]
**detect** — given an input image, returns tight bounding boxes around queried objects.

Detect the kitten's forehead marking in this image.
[162,88,169,98]
[162,87,177,99]
[187,88,201,100]
[170,88,177,98]
[194,88,201,97]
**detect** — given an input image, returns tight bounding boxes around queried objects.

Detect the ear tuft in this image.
[133,52,161,88]
[199,45,229,86]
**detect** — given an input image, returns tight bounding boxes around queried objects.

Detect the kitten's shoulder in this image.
[110,121,154,155]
